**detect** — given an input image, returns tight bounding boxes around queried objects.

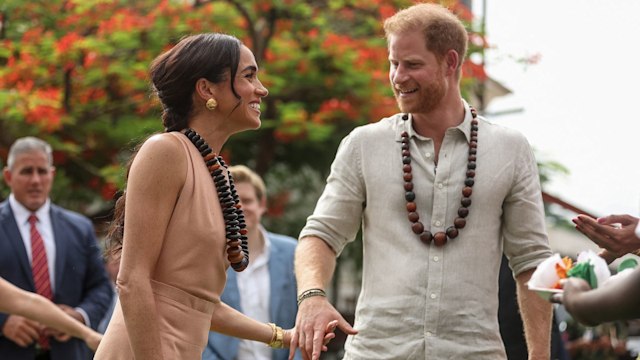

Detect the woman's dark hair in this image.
[105,33,243,255]
[151,33,243,131]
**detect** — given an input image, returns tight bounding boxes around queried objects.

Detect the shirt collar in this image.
[395,99,474,143]
[9,194,51,225]
[255,225,272,265]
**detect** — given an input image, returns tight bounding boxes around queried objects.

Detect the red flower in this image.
[101,182,118,201]
[56,32,82,54]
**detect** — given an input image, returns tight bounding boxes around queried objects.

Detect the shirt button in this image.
[425,152,432,158]
[430,293,437,299]
[434,220,442,227]
[426,332,433,337]
[437,183,444,189]
[433,256,439,262]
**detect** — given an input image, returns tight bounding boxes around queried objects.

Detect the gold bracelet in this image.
[267,322,284,349]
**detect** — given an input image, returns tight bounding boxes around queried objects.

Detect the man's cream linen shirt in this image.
[300,102,552,359]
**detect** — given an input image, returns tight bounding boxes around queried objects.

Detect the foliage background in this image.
[0,0,488,229]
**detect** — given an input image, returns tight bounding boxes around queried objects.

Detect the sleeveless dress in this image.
[94,132,229,359]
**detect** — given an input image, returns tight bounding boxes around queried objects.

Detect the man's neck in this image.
[410,97,465,140]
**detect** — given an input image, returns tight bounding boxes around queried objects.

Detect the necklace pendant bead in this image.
[420,231,433,244]
[433,232,447,247]
[454,217,466,229]
[411,222,424,234]
[405,192,416,202]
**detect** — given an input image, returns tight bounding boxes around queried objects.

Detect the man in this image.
[292,3,553,359]
[202,165,299,360]
[0,137,113,359]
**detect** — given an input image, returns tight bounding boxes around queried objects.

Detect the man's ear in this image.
[2,167,12,185]
[444,49,460,76]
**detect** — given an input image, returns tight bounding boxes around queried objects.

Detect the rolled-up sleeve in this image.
[300,131,365,256]
[502,136,552,275]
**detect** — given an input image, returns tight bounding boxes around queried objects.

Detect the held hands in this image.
[573,214,640,262]
[2,315,41,347]
[290,296,358,360]
[284,320,338,359]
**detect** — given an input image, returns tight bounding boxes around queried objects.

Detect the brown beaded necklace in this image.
[400,107,478,247]
[184,128,249,271]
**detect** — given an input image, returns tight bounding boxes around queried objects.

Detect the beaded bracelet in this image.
[297,288,327,306]
[267,323,285,349]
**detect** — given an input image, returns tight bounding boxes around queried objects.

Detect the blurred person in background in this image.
[203,165,300,360]
[0,136,113,360]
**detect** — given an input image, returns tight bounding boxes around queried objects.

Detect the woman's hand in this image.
[287,320,338,359]
[84,330,103,352]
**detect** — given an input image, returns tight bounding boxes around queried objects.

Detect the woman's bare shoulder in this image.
[129,132,187,186]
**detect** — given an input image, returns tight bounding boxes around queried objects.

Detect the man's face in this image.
[3,150,54,211]
[388,31,448,114]
[235,181,266,232]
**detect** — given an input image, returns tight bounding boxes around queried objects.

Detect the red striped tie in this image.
[28,214,52,349]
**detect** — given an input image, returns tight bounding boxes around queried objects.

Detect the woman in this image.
[94,33,335,359]
[0,277,101,351]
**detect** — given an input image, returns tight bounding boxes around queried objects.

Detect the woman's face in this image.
[218,45,268,132]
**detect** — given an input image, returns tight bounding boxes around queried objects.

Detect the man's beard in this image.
[394,74,446,114]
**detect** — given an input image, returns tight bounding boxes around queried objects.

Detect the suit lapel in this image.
[50,205,67,298]
[0,201,34,288]
[224,270,242,311]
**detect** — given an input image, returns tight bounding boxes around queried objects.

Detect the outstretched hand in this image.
[553,277,599,326]
[572,214,640,262]
[289,296,358,360]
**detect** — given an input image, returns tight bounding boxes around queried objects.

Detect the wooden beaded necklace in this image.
[184,128,249,271]
[400,107,478,247]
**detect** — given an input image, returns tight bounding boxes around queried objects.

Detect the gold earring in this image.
[206,98,218,110]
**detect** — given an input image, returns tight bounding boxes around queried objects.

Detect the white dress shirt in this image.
[235,227,272,360]
[9,194,56,291]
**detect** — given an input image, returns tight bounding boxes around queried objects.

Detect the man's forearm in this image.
[516,268,552,359]
[295,236,337,292]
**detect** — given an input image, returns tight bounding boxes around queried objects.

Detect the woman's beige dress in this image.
[95,132,229,359]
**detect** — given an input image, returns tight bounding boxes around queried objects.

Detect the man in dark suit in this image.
[202,165,300,360]
[0,137,113,359]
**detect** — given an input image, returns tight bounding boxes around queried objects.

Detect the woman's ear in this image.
[195,78,216,102]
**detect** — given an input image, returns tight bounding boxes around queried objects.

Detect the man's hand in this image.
[573,214,640,262]
[2,315,41,347]
[290,296,357,360]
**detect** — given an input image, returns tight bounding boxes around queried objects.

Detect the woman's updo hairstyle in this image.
[106,34,243,256]
[149,33,242,132]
